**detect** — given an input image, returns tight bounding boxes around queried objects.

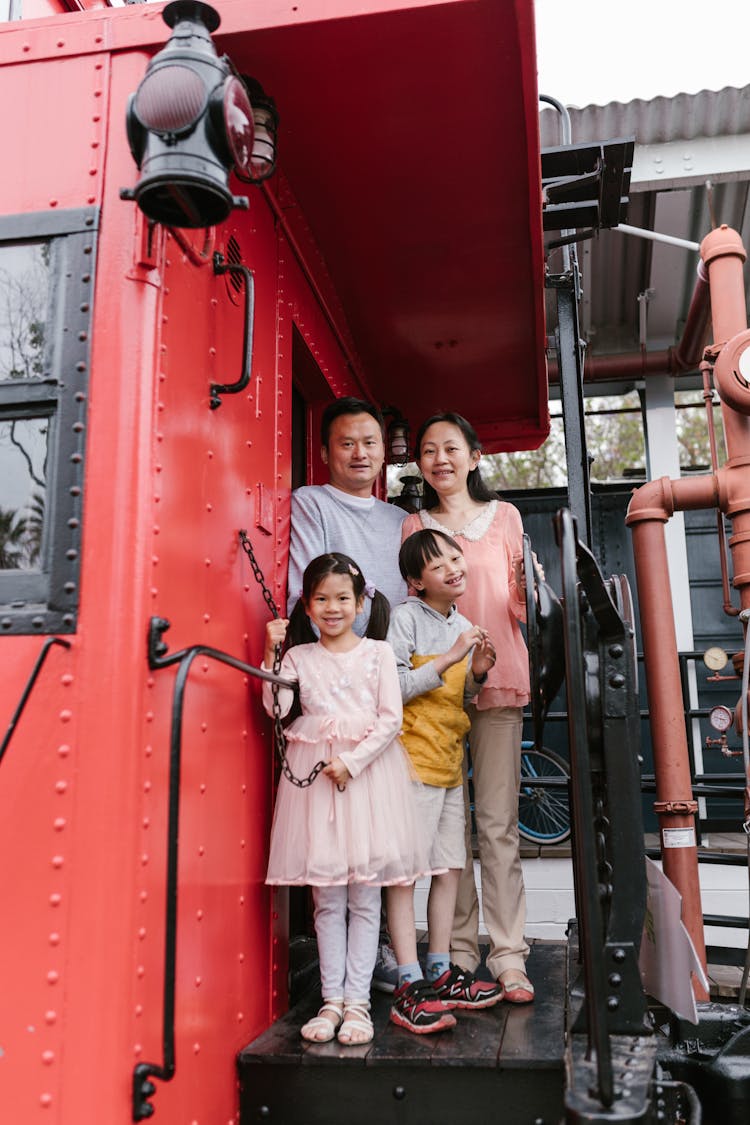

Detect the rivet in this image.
[136,966,145,978]
[55,781,67,793]
[58,745,70,758]
[53,818,66,830]
[44,1011,57,1025]
[49,933,60,945]
[140,890,148,903]
[195,976,202,987]
[193,1042,200,1054]
[59,710,72,723]
[238,952,245,963]
[60,673,73,686]
[138,927,147,940]
[135,1004,143,1017]
[47,971,59,984]
[144,780,152,792]
[141,854,149,865]
[198,845,205,856]
[49,894,62,906]
[203,613,210,623]
[40,1093,52,1107]
[196,909,204,921]
[51,856,64,869]
[42,1050,55,1064]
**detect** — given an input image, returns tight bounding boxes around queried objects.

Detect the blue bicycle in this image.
[518,743,571,845]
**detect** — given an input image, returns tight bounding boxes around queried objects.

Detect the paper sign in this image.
[639,857,709,1024]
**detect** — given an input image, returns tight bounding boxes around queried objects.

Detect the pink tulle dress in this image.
[262,638,430,886]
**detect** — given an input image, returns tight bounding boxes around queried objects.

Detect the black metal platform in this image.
[238,941,566,1125]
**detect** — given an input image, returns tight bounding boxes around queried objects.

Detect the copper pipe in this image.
[626,226,750,997]
[548,260,711,383]
[701,361,740,616]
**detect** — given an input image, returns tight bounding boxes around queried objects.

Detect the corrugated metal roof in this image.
[540,85,750,148]
[541,86,750,394]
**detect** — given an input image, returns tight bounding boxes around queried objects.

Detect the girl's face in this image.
[305,572,363,641]
[417,422,480,496]
[412,541,468,609]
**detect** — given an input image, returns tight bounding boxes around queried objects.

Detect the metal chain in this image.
[239,530,325,788]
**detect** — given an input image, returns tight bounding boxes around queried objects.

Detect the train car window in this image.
[0,208,98,634]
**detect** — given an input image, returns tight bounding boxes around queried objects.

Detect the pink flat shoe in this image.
[499,973,534,1004]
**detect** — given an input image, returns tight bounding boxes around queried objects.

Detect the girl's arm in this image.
[337,646,403,779]
[260,620,297,718]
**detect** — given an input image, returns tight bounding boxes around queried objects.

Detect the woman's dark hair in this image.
[399,529,463,596]
[320,398,384,448]
[287,552,390,644]
[414,411,499,509]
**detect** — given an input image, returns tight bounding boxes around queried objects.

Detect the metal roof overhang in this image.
[211,0,549,452]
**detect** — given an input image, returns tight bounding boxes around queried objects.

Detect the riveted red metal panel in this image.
[0,3,547,1122]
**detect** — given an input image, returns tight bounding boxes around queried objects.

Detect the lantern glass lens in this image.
[135,65,207,133]
[223,77,255,179]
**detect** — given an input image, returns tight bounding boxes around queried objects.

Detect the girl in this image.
[262,552,430,1046]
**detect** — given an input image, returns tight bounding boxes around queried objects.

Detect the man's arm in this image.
[287,489,327,615]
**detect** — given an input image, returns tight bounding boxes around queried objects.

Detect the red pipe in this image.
[626,226,750,998]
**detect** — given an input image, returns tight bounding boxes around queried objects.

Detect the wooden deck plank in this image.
[430,1001,510,1067]
[498,941,566,1069]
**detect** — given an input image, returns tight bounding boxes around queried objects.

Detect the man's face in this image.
[322,412,385,497]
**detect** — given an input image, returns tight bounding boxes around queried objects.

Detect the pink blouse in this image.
[401,501,530,710]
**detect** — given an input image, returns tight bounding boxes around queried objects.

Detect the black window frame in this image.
[0,207,98,635]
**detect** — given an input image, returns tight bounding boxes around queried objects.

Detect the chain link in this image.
[239,530,325,788]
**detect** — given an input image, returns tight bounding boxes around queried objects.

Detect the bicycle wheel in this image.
[518,746,571,844]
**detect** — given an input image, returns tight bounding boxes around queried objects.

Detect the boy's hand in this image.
[447,625,486,664]
[264,618,289,666]
[323,756,352,787]
[471,631,496,677]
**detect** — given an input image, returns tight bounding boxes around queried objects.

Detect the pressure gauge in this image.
[708,704,733,733]
[704,646,729,672]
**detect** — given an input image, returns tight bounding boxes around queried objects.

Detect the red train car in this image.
[0,2,547,1122]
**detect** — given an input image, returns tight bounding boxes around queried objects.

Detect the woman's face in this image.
[417,421,480,496]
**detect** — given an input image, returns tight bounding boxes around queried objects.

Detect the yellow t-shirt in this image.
[401,654,471,787]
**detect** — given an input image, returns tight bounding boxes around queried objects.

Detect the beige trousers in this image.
[450,704,528,977]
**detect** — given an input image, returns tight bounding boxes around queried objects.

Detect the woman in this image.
[401,412,534,1002]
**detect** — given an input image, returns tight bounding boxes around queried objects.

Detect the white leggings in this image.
[312,883,381,1002]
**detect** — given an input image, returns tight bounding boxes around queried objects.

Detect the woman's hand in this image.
[471,631,496,677]
[264,618,289,667]
[512,551,545,595]
[324,756,352,787]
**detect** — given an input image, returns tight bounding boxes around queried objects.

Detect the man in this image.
[288,397,408,631]
[287,397,409,991]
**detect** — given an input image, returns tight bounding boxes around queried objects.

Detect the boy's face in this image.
[412,542,468,610]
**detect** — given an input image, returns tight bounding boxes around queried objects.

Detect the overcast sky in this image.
[535,0,750,107]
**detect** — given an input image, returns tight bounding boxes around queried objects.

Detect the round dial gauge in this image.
[703,646,729,672]
[709,704,733,732]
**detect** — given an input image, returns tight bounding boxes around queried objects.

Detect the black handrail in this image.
[132,621,294,1122]
[209,252,255,409]
[556,508,615,1107]
[0,637,71,766]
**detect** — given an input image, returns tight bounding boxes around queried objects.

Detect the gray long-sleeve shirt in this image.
[288,483,408,632]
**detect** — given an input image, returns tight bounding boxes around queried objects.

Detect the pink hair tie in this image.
[364,582,375,599]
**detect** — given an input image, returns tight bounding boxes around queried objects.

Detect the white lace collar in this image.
[420,499,497,541]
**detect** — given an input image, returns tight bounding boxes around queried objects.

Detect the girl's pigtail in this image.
[365,590,390,641]
[287,599,316,648]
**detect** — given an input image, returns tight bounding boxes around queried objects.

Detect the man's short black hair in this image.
[321,397,384,448]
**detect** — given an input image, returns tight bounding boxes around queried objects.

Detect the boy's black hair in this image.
[398,529,463,597]
[321,397,384,448]
[287,552,390,643]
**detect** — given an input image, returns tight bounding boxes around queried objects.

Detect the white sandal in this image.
[300,998,344,1043]
[337,1001,374,1046]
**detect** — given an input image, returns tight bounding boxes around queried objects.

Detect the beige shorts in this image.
[412,782,466,870]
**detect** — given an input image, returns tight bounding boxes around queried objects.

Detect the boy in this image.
[385,529,503,1033]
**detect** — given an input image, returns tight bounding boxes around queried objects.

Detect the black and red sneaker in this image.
[430,964,503,1009]
[389,978,457,1034]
